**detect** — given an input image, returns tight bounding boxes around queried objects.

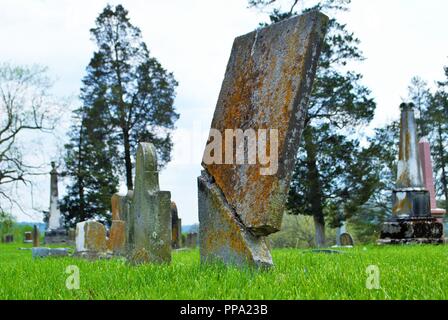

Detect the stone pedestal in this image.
[379,217,444,244]
[44,228,69,244]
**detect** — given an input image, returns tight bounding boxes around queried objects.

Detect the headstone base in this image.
[198,171,273,269]
[32,247,70,258]
[44,228,69,244]
[73,251,113,260]
[378,217,444,245]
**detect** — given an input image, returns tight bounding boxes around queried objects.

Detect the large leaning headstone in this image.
[128,143,171,264]
[198,11,328,267]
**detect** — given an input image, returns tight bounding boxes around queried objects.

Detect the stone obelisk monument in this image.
[44,162,68,244]
[379,103,444,244]
[48,162,61,230]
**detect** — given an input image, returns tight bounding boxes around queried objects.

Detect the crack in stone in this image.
[201,168,258,238]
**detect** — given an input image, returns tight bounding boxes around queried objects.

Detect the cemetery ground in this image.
[0,243,447,300]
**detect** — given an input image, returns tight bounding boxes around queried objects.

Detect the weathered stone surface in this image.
[379,103,445,244]
[75,221,107,253]
[112,191,134,253]
[44,229,69,244]
[111,194,121,220]
[32,247,69,259]
[171,202,182,249]
[108,220,126,254]
[186,232,198,248]
[379,218,444,244]
[68,228,76,242]
[202,11,328,236]
[24,232,32,243]
[128,143,171,264]
[339,233,354,247]
[198,171,273,268]
[32,225,40,247]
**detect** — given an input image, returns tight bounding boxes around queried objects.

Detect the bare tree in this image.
[0,63,59,210]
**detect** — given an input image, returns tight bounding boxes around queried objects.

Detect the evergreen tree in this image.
[83,4,178,190]
[428,89,448,212]
[61,5,179,225]
[250,0,376,246]
[407,76,431,138]
[61,104,118,227]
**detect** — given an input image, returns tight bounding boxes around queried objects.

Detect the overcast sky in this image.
[1,0,447,225]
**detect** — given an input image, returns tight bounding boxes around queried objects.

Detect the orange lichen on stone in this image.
[108,220,126,254]
[202,12,329,236]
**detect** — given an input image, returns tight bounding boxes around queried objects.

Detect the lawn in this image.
[0,243,447,300]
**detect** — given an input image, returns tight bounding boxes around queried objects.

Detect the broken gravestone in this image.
[127,143,171,264]
[198,11,328,268]
[75,221,107,256]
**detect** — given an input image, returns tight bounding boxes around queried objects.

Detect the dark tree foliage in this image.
[406,70,448,213]
[250,0,376,246]
[61,5,179,225]
[60,105,119,227]
[428,89,448,211]
[84,4,178,190]
[349,121,399,242]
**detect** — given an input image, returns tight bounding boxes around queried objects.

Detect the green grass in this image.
[0,243,447,300]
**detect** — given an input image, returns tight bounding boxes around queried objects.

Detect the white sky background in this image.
[0,0,447,225]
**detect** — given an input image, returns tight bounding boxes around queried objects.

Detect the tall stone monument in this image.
[44,162,68,244]
[379,103,444,244]
[198,11,329,268]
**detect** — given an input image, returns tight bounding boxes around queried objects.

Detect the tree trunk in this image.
[303,126,326,248]
[313,215,326,248]
[123,128,133,191]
